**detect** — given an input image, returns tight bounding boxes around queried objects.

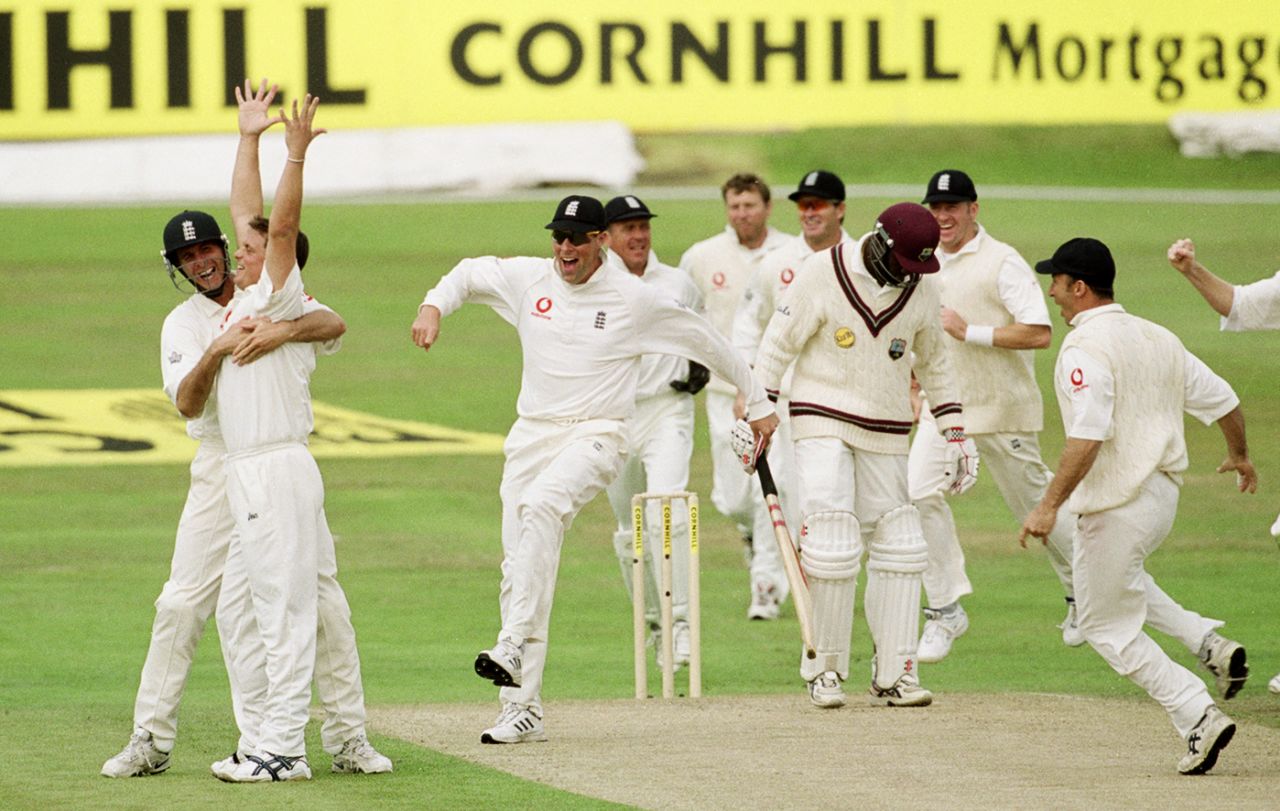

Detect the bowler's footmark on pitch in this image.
[0,389,503,467]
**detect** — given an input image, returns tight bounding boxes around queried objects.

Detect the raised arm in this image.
[231,79,284,245]
[1168,238,1235,317]
[266,95,326,290]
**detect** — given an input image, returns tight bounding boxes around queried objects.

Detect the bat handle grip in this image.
[756,453,778,498]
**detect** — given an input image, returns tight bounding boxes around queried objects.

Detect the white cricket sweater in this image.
[936,226,1044,434]
[423,256,771,423]
[1057,306,1193,514]
[755,235,965,455]
[679,225,791,395]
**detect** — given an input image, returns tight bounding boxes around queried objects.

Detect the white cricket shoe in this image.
[475,638,523,687]
[210,750,246,780]
[216,752,312,782]
[101,727,170,778]
[917,604,969,663]
[1178,705,1235,775]
[1198,631,1248,700]
[808,671,846,709]
[1060,597,1086,647]
[1270,672,1280,694]
[747,579,780,621]
[481,703,548,744]
[331,733,393,774]
[870,672,933,707]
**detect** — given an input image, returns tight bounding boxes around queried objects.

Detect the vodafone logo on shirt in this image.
[1069,367,1089,394]
[532,296,553,320]
[780,267,795,285]
[712,271,727,289]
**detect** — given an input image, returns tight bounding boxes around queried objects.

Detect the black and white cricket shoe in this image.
[1178,706,1235,775]
[475,639,523,687]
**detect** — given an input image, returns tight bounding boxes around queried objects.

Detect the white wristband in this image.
[965,325,995,346]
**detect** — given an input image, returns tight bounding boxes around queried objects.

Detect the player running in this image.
[411,195,777,744]
[1023,237,1255,775]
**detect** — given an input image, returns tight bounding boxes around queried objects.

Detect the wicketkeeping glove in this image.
[730,418,767,475]
[670,361,711,395]
[942,428,979,495]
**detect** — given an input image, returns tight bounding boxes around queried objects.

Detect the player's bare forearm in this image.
[994,323,1051,350]
[1168,238,1235,317]
[266,96,325,288]
[175,327,244,417]
[1019,437,1099,546]
[231,79,282,234]
[1214,405,1258,493]
[231,311,346,365]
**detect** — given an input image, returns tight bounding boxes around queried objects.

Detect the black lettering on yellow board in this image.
[4,3,1280,136]
[0,389,503,468]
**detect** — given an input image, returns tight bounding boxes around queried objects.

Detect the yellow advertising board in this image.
[2,0,1278,139]
[0,389,503,467]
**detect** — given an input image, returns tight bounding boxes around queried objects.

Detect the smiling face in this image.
[1047,273,1085,322]
[233,228,266,289]
[552,230,607,285]
[175,241,229,294]
[794,196,845,250]
[724,188,772,249]
[928,201,979,253]
[606,218,651,275]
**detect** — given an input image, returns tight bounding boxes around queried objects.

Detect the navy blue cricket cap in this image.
[922,169,978,204]
[604,195,657,224]
[1034,237,1116,290]
[788,170,845,202]
[546,195,607,232]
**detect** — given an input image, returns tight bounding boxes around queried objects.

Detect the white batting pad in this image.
[866,504,929,688]
[800,511,861,680]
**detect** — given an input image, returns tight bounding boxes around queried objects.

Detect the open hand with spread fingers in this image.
[235,78,285,137]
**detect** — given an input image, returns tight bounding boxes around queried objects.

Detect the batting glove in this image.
[942,428,979,495]
[730,418,767,475]
[670,361,711,395]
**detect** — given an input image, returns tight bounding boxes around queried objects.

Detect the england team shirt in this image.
[423,256,770,422]
[163,288,339,445]
[1224,270,1280,332]
[1057,304,1239,441]
[936,226,1051,327]
[604,249,704,402]
[162,293,229,442]
[215,265,325,455]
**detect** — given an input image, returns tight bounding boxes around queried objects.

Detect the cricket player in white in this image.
[103,84,389,781]
[412,195,778,744]
[681,174,793,618]
[905,170,1078,663]
[211,94,329,782]
[1169,236,1280,695]
[1022,237,1255,776]
[754,203,977,709]
[600,195,705,668]
[731,170,853,622]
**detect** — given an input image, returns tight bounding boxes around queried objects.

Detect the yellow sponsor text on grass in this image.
[0,389,504,467]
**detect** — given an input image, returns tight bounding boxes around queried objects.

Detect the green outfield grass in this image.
[2,126,1280,808]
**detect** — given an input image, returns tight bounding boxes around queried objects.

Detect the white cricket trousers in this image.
[606,392,694,624]
[1074,473,1219,737]
[130,440,370,755]
[705,389,754,525]
[497,417,627,712]
[908,418,1074,607]
[223,443,322,757]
